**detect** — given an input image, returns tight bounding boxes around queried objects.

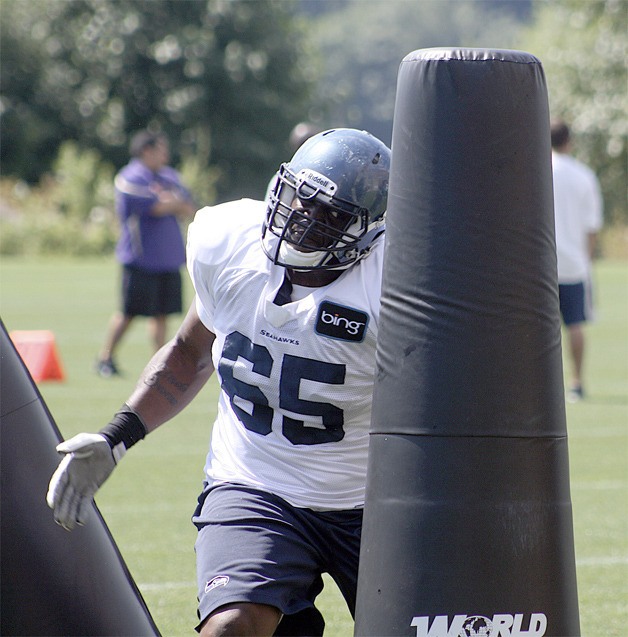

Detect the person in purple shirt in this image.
[96,130,196,377]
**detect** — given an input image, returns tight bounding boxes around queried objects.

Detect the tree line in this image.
[0,0,624,222]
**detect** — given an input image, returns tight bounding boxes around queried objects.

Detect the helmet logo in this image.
[297,169,337,196]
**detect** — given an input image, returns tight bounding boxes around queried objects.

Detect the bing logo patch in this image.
[315,301,368,342]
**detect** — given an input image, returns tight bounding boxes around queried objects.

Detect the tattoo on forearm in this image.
[143,363,191,406]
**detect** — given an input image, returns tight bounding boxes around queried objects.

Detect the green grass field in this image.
[1,256,626,636]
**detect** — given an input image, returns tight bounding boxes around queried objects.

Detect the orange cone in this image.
[9,330,65,382]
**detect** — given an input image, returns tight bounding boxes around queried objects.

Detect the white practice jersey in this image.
[552,152,603,283]
[187,199,384,510]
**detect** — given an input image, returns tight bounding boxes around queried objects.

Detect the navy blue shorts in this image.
[192,483,363,632]
[558,281,591,326]
[121,265,182,317]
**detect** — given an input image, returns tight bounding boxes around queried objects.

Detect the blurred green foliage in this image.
[0,0,625,258]
[0,139,216,255]
[0,142,117,256]
[519,0,627,224]
[52,142,116,222]
[308,0,526,144]
[0,0,315,201]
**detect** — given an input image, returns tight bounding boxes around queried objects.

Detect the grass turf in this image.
[1,256,626,636]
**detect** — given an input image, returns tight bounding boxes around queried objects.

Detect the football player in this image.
[47,128,391,637]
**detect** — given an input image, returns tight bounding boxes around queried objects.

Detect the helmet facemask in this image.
[262,128,390,272]
[263,165,371,271]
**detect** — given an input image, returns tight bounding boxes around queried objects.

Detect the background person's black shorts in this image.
[121,265,182,317]
[192,483,363,632]
[558,281,591,326]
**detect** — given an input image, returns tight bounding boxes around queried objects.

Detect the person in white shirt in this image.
[551,119,603,402]
[47,129,391,637]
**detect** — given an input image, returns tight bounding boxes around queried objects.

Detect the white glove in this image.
[46,433,125,531]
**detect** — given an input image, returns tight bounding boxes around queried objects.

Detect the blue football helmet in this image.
[262,128,390,271]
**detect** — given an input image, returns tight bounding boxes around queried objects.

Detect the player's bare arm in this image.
[127,302,216,432]
[47,301,215,530]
